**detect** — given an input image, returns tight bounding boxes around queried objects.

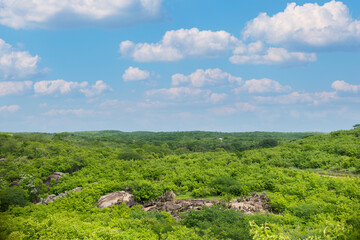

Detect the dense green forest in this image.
[0,129,359,239]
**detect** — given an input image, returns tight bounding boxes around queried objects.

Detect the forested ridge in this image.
[0,129,359,239]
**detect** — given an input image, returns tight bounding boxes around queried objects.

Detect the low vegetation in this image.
[0,128,359,239]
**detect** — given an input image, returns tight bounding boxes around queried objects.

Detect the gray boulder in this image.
[72,187,82,192]
[159,191,176,202]
[43,172,65,188]
[37,187,82,205]
[229,193,270,214]
[97,191,135,209]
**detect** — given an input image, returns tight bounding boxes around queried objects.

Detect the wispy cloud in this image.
[145,87,209,100]
[255,91,338,105]
[0,104,20,113]
[234,78,291,93]
[0,81,33,96]
[209,102,258,115]
[230,47,316,65]
[43,109,94,117]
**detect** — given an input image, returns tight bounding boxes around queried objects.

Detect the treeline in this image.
[54,130,317,151]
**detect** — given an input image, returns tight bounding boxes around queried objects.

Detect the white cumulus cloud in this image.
[243,1,360,48]
[331,80,359,92]
[0,0,164,29]
[172,68,242,87]
[122,66,150,82]
[120,28,241,62]
[0,81,32,96]
[34,79,88,95]
[80,80,111,97]
[0,39,41,79]
[0,104,20,113]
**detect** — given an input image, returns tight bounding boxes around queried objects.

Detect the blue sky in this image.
[0,0,359,132]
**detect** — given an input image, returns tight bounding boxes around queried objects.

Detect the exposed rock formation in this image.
[143,198,220,217]
[97,191,135,209]
[143,192,270,216]
[229,193,270,214]
[72,187,82,192]
[38,191,68,205]
[159,191,176,202]
[37,187,82,205]
[43,172,65,188]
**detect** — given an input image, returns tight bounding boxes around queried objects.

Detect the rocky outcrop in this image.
[95,191,270,217]
[158,191,176,202]
[43,172,65,188]
[37,187,82,205]
[38,191,68,205]
[72,187,82,192]
[229,193,270,214]
[143,192,270,216]
[97,191,135,209]
[143,198,220,217]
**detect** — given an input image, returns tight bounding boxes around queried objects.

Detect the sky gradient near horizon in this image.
[0,0,359,133]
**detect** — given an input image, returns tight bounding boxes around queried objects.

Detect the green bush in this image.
[133,182,162,202]
[118,151,144,160]
[182,205,251,240]
[0,187,30,211]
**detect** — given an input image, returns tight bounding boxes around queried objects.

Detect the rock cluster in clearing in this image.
[97,191,135,209]
[96,191,270,216]
[37,187,82,205]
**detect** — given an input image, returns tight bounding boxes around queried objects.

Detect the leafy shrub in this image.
[289,203,324,219]
[258,139,279,148]
[118,151,143,160]
[182,205,251,240]
[133,182,162,202]
[0,187,30,211]
[211,176,251,196]
[192,187,213,198]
